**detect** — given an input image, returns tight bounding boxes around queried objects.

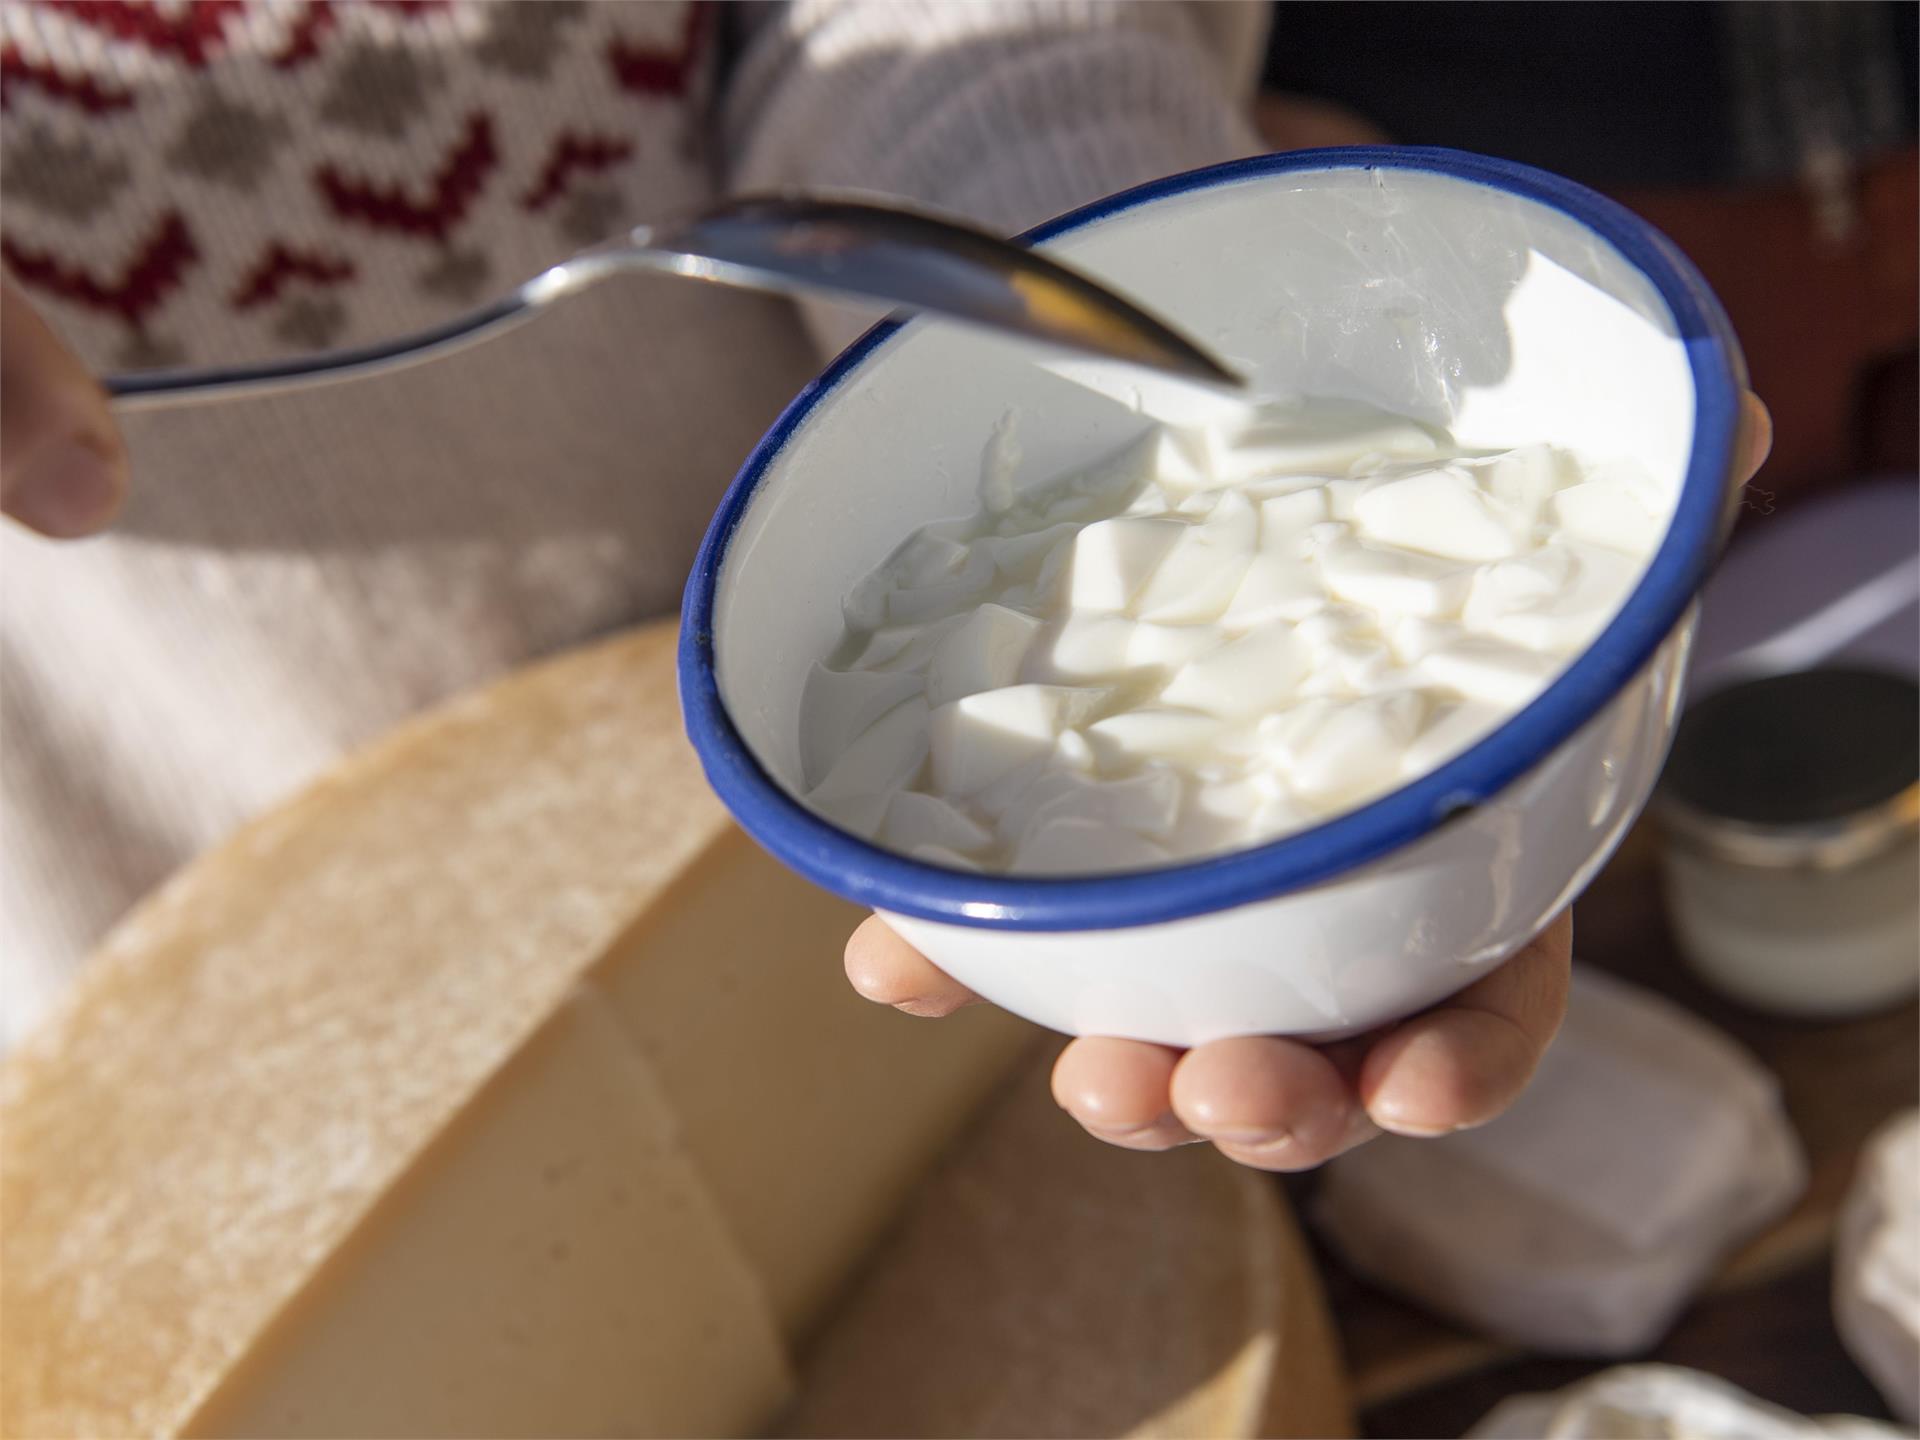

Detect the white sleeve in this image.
[723,0,1268,354]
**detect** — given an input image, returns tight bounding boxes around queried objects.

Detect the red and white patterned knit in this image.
[0,0,1267,1045]
[2,0,718,371]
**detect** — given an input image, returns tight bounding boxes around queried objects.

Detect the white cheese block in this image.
[1415,634,1563,707]
[0,622,1030,1439]
[1133,490,1258,623]
[1013,816,1171,875]
[1317,533,1475,619]
[799,662,924,788]
[1314,966,1806,1356]
[1069,516,1188,613]
[1467,1363,1905,1439]
[1351,464,1521,562]
[881,792,996,856]
[1161,627,1311,719]
[928,684,1107,795]
[1835,1110,1920,1424]
[925,603,1043,708]
[806,696,932,829]
[1088,708,1236,769]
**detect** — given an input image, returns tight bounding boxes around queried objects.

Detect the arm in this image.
[723,0,1267,353]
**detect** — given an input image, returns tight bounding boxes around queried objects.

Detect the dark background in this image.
[1263,0,1918,187]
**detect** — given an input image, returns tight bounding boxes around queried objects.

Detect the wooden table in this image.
[1298,821,1917,1438]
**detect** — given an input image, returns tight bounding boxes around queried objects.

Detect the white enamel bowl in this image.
[681,148,1745,1047]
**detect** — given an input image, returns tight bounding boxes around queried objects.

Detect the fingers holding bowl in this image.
[1737,391,1773,484]
[1075,912,1571,1166]
[847,910,1572,1166]
[1358,910,1574,1138]
[843,914,981,1017]
[1171,1035,1379,1172]
[1051,1037,1198,1151]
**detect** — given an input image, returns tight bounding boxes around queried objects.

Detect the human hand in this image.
[845,395,1773,1169]
[848,911,1572,1168]
[1,277,126,537]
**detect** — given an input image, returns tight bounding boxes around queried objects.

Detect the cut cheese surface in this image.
[1,622,1030,1439]
[780,1049,1355,1440]
[588,828,1022,1335]
[188,992,793,1439]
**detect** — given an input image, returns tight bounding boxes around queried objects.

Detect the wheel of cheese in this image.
[2,620,1351,1439]
[2,622,1032,1438]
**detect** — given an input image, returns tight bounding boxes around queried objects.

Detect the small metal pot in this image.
[1656,666,1919,1017]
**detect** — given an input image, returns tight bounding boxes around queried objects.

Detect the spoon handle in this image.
[103,249,624,411]
[105,196,1241,411]
[106,291,535,411]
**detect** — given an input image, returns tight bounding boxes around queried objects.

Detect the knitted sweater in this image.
[0,0,1266,1046]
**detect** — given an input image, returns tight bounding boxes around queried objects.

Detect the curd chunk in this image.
[800,400,1668,875]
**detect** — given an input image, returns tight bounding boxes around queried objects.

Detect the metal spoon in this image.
[105,194,1243,411]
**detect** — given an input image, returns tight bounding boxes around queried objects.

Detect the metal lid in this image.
[1657,666,1920,869]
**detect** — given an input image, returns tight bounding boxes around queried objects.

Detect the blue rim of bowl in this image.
[679,145,1746,932]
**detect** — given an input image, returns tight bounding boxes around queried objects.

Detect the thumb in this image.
[1,278,127,538]
[1735,391,1773,486]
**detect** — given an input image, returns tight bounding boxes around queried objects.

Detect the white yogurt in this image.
[799,399,1667,875]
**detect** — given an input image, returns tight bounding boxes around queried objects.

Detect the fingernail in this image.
[891,993,976,1018]
[7,434,124,538]
[1086,1114,1200,1150]
[1368,1101,1459,1139]
[1208,1098,1348,1155]
[1210,1127,1299,1159]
